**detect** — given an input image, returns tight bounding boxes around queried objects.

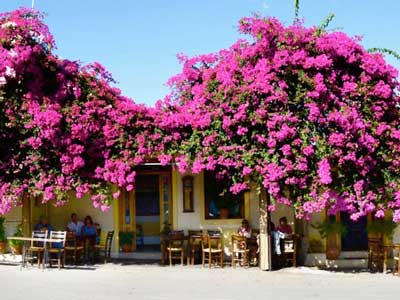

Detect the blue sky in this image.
[1,0,400,105]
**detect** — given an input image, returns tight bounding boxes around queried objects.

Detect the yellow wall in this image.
[47,194,115,248]
[3,206,22,238]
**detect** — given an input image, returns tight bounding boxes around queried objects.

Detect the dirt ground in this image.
[0,263,399,300]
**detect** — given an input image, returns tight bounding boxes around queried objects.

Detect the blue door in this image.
[341,212,368,251]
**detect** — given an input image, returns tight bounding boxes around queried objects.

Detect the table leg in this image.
[21,241,27,270]
[383,249,388,273]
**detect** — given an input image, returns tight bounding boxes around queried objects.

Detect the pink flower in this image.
[317,158,332,185]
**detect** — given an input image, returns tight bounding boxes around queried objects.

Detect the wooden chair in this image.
[392,246,400,276]
[231,235,249,268]
[64,232,84,265]
[201,234,224,268]
[48,231,67,270]
[187,230,202,265]
[95,230,114,263]
[167,231,185,266]
[281,235,299,267]
[249,229,260,265]
[368,236,384,271]
[27,230,48,268]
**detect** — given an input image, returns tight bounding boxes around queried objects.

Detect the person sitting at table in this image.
[67,213,84,238]
[277,217,293,235]
[237,219,252,238]
[34,216,53,233]
[82,215,96,264]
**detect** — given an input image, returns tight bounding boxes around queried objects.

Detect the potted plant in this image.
[119,231,135,252]
[0,217,7,254]
[160,222,171,239]
[9,224,24,255]
[312,219,347,260]
[367,219,397,241]
[215,197,237,219]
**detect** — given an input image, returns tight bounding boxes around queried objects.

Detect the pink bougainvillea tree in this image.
[0,9,163,214]
[162,16,400,221]
[1,8,400,222]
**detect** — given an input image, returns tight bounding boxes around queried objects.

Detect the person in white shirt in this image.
[67,213,84,237]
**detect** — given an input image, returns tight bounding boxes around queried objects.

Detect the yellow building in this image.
[3,164,399,269]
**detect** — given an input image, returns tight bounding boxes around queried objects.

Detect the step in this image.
[305,253,368,269]
[339,251,368,259]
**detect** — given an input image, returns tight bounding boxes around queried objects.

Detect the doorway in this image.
[118,168,172,252]
[341,212,368,251]
[135,174,160,249]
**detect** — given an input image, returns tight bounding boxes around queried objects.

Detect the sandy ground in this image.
[0,263,399,300]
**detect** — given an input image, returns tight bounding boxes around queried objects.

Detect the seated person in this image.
[237,219,252,238]
[277,217,293,235]
[67,213,84,238]
[82,215,97,264]
[34,216,53,233]
[82,216,96,238]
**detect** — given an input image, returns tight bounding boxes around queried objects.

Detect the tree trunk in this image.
[259,188,272,271]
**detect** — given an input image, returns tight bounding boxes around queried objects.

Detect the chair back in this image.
[31,230,48,247]
[207,230,221,236]
[188,230,202,237]
[368,236,383,254]
[168,231,184,249]
[105,231,114,254]
[282,237,296,253]
[50,231,67,248]
[66,231,78,247]
[201,234,222,250]
[231,235,247,252]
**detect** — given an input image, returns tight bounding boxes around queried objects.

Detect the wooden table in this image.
[7,237,64,270]
[383,244,400,274]
[161,234,223,266]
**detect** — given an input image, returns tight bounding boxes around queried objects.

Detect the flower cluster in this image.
[163,16,400,221]
[0,9,161,213]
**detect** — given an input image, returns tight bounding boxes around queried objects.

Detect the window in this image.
[204,171,245,219]
[182,176,194,212]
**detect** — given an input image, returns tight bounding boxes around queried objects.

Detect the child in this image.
[277,217,292,235]
[237,219,252,238]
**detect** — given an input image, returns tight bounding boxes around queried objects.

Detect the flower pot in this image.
[326,247,340,260]
[326,234,340,260]
[10,245,22,255]
[121,244,132,253]
[0,241,7,254]
[219,208,229,219]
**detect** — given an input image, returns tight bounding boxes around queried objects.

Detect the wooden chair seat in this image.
[49,248,64,253]
[65,245,84,250]
[203,248,223,253]
[167,247,184,251]
[29,246,45,251]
